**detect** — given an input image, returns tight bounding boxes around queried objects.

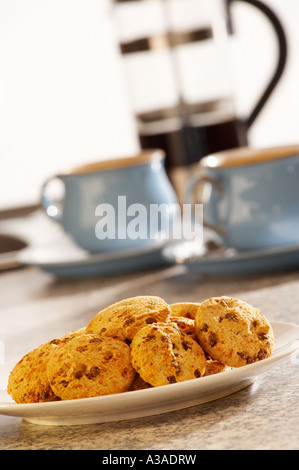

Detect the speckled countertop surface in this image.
[0,265,298,450]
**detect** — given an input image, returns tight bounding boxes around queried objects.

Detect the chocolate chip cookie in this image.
[86,296,171,342]
[131,322,206,386]
[203,359,231,376]
[195,296,274,367]
[170,316,196,338]
[7,339,61,403]
[47,334,135,400]
[170,302,201,320]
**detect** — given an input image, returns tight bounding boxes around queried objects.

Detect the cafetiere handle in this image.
[230,0,288,128]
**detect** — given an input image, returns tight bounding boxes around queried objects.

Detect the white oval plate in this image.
[0,321,298,426]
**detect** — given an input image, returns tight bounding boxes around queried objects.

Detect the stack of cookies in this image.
[7,295,274,403]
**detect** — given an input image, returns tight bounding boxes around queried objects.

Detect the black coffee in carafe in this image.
[138,100,248,171]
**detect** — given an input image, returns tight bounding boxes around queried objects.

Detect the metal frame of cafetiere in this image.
[113,0,287,201]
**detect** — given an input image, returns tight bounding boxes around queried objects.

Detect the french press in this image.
[114,0,287,198]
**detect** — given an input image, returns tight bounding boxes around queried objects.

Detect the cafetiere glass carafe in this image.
[114,0,287,200]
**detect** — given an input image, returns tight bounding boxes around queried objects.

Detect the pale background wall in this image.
[0,0,298,209]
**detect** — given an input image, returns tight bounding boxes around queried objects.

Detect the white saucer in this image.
[163,240,299,275]
[0,321,298,426]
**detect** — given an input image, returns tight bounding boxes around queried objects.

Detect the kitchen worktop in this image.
[0,264,298,450]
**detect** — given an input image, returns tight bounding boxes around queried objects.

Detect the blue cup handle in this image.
[41,176,63,222]
[186,174,226,237]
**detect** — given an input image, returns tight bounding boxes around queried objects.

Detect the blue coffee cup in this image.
[41,149,178,253]
[187,145,299,251]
